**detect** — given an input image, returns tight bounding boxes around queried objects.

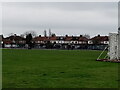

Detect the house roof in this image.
[90,36,109,41]
[64,36,73,41]
[1,35,108,43]
[49,37,57,40]
[79,37,88,41]
[5,35,25,41]
[33,36,89,41]
[2,35,25,44]
[33,37,49,41]
[3,38,12,44]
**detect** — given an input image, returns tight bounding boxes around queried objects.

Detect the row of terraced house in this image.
[0,34,109,50]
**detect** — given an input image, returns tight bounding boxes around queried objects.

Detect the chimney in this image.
[80,35,83,37]
[14,34,17,36]
[98,34,100,37]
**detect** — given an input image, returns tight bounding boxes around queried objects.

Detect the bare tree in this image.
[20,31,36,49]
[8,33,16,37]
[83,34,90,39]
[23,31,37,37]
[20,34,25,38]
[51,33,56,37]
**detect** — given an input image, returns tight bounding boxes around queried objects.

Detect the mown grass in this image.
[2,49,118,88]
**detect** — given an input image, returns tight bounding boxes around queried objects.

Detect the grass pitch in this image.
[2,49,118,88]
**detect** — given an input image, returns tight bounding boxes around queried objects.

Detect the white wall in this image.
[4,44,11,48]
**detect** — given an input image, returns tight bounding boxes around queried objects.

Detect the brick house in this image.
[33,36,49,44]
[88,35,109,50]
[88,35,109,45]
[1,34,109,50]
[3,34,26,48]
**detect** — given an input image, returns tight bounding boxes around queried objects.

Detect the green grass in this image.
[2,49,119,88]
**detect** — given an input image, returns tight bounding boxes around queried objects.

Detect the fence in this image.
[2,43,108,50]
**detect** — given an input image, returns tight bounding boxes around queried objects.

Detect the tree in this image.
[65,35,68,37]
[45,41,53,49]
[82,34,90,39]
[39,35,41,37]
[118,27,120,30]
[8,33,16,37]
[21,31,36,49]
[22,31,37,38]
[80,35,83,37]
[26,33,33,49]
[51,33,56,37]
[20,34,25,38]
[44,30,47,37]
[118,27,120,31]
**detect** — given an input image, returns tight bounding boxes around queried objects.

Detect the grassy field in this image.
[2,49,119,88]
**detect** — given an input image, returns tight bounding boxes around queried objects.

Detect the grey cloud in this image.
[2,2,118,37]
[3,2,117,11]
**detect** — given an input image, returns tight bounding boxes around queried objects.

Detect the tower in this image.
[49,28,52,37]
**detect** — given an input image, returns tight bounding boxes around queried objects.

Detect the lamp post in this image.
[118,28,120,59]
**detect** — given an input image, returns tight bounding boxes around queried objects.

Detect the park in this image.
[2,29,120,88]
[1,2,119,88]
[2,49,118,88]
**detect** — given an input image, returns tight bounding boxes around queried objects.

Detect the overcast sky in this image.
[2,2,118,37]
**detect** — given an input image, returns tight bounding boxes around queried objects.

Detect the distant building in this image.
[88,35,109,45]
[33,36,49,44]
[1,34,109,50]
[3,34,25,48]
